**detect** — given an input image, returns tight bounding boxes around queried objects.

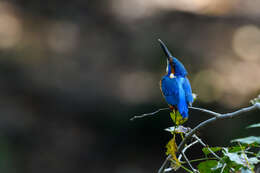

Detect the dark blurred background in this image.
[0,0,259,172]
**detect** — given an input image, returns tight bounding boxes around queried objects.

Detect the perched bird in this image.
[158,39,193,125]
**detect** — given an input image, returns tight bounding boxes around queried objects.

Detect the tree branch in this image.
[189,106,221,117]
[177,103,260,154]
[131,105,224,121]
[130,108,169,121]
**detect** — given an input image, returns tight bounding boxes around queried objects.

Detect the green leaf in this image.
[224,152,244,166]
[211,161,230,173]
[247,123,260,128]
[211,162,223,170]
[165,136,181,170]
[221,155,242,171]
[250,94,260,105]
[241,168,253,173]
[223,148,259,169]
[228,145,246,153]
[247,157,259,165]
[202,147,222,156]
[198,160,218,173]
[257,151,260,158]
[231,136,260,145]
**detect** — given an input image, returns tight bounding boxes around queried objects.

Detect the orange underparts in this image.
[169,59,175,74]
[171,66,175,74]
[169,105,176,110]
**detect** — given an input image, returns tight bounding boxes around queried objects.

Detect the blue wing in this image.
[176,77,188,118]
[160,76,192,119]
[183,77,193,106]
[160,76,179,106]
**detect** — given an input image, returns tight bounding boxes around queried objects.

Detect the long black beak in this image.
[158,39,173,60]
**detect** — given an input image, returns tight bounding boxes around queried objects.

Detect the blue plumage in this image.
[161,76,179,106]
[158,39,193,120]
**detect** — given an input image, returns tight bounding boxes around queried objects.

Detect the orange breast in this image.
[171,66,175,74]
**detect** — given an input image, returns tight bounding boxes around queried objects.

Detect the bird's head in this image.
[158,39,187,78]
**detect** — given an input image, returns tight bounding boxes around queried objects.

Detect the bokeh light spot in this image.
[0,3,22,49]
[192,70,222,103]
[110,0,235,21]
[47,21,79,54]
[118,71,157,104]
[233,25,260,61]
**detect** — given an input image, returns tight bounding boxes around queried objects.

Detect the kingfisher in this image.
[158,39,193,125]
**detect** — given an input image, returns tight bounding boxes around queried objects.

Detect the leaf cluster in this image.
[198,124,260,173]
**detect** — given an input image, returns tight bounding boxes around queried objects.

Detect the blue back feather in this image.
[183,77,193,105]
[172,57,187,77]
[161,75,193,118]
[161,76,179,106]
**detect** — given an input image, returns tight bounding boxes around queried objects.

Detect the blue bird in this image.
[158,39,193,125]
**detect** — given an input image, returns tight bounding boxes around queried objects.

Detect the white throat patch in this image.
[170,73,175,79]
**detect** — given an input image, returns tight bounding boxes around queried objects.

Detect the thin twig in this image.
[193,134,221,160]
[182,139,199,154]
[178,140,199,161]
[164,160,194,173]
[189,157,217,163]
[189,106,221,117]
[158,154,171,173]
[220,163,226,173]
[238,142,255,172]
[181,151,198,173]
[130,108,169,121]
